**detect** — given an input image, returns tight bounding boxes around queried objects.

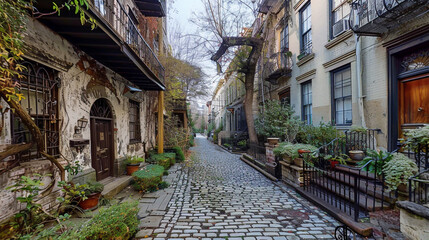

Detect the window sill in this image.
[325,30,353,49]
[129,140,142,145]
[335,125,352,131]
[297,53,315,67]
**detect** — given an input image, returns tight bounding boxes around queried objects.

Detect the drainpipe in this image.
[355,34,366,128]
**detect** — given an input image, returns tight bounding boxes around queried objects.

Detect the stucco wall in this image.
[0,15,159,223]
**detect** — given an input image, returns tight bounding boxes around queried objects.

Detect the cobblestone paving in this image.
[139,135,340,239]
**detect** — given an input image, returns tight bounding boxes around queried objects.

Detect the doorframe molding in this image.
[387,30,429,151]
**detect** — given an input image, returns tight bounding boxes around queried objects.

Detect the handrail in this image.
[91,0,165,83]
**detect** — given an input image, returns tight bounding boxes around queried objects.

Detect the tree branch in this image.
[210,37,263,62]
[0,143,33,161]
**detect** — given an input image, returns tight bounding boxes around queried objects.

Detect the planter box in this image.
[294,157,304,168]
[282,156,293,164]
[280,161,305,188]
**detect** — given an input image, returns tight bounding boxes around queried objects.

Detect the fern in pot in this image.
[383,153,418,192]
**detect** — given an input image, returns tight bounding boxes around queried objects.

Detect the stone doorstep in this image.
[101,175,132,199]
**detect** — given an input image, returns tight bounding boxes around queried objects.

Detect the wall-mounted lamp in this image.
[74,116,88,134]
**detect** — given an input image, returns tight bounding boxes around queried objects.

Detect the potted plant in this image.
[267,137,279,145]
[327,154,348,169]
[125,156,145,175]
[383,153,418,192]
[78,181,104,210]
[357,149,393,177]
[293,144,318,167]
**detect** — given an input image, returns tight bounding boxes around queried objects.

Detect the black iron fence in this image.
[344,129,379,152]
[303,137,388,221]
[247,142,267,167]
[408,144,429,205]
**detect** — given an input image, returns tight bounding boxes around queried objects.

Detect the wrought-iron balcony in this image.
[134,0,166,17]
[36,0,165,91]
[349,0,429,36]
[263,51,292,84]
[172,99,187,111]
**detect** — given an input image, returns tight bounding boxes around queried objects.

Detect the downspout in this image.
[355,34,366,128]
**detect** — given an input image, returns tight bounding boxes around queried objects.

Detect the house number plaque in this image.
[100,132,105,141]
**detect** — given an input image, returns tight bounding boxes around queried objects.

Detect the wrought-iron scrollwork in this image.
[90,98,113,119]
[401,49,429,73]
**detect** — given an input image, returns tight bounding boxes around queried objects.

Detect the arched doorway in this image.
[90,98,114,180]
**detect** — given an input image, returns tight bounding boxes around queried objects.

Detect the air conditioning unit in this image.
[333,19,351,38]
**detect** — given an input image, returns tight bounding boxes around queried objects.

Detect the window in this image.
[300,3,312,54]
[280,25,289,67]
[302,81,312,125]
[129,100,141,142]
[94,0,107,15]
[127,8,139,47]
[332,66,352,125]
[330,0,350,38]
[12,61,60,161]
[279,88,291,106]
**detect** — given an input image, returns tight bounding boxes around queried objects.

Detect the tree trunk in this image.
[244,65,258,144]
[211,36,263,145]
[0,91,65,181]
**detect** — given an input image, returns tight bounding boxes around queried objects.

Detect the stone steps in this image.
[101,175,132,199]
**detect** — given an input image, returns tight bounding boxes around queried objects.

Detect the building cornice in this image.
[324,30,354,49]
[296,69,316,82]
[323,50,356,69]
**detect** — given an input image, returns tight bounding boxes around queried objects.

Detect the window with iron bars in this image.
[11,61,60,161]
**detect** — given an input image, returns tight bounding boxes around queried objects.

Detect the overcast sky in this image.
[168,0,220,105]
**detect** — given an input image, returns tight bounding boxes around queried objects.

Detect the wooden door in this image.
[90,98,114,181]
[399,74,429,135]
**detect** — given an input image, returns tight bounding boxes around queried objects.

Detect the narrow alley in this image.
[135,135,339,239]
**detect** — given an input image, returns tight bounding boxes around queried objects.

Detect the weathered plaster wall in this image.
[0,14,159,223]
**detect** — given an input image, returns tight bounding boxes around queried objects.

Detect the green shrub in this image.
[31,202,139,240]
[255,100,301,142]
[150,153,176,169]
[273,142,318,160]
[296,121,340,147]
[383,153,418,191]
[79,201,139,239]
[158,181,169,189]
[173,146,185,162]
[132,165,165,192]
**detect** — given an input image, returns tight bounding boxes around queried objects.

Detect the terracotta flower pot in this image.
[298,149,311,154]
[330,160,339,170]
[126,164,140,175]
[78,192,101,210]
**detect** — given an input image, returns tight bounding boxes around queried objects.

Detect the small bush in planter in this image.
[383,153,418,191]
[273,142,317,160]
[125,156,145,175]
[150,153,176,169]
[132,165,164,192]
[172,146,185,162]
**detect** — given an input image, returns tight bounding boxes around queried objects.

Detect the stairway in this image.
[295,163,395,237]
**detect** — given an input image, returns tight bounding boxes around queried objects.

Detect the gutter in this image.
[355,34,366,128]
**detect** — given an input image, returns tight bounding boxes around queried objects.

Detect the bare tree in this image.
[191,0,263,143]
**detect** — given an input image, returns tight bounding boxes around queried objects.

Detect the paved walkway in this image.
[135,135,339,240]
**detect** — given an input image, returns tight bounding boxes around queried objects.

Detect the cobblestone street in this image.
[136,135,340,239]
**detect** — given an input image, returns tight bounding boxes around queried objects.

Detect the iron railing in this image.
[263,52,292,82]
[344,129,379,152]
[400,143,429,172]
[349,0,429,35]
[92,0,165,83]
[247,142,267,167]
[408,144,429,205]
[303,137,388,221]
